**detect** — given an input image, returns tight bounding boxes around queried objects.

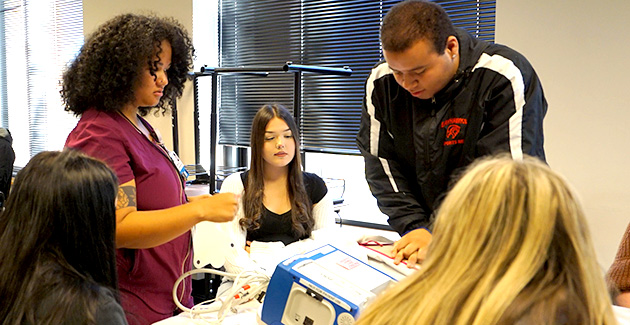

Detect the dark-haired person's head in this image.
[240,104,314,238]
[381,0,459,100]
[61,13,194,117]
[249,104,301,178]
[381,0,454,53]
[0,149,119,323]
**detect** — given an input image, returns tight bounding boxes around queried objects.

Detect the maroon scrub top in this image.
[66,108,192,324]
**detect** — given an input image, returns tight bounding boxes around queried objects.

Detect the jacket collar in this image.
[0,128,12,145]
[430,28,489,104]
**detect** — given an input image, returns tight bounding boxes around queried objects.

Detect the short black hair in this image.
[381,0,455,54]
[61,14,194,116]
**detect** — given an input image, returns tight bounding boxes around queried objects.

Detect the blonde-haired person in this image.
[357,154,616,325]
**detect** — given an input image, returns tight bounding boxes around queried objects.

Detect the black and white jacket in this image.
[0,128,14,202]
[356,28,547,235]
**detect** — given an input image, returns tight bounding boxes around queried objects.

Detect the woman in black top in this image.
[220,104,336,275]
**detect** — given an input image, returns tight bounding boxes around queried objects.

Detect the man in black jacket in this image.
[356,0,546,267]
[0,127,15,207]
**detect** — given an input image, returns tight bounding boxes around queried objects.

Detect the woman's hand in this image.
[194,192,239,222]
[115,183,239,249]
[187,194,212,202]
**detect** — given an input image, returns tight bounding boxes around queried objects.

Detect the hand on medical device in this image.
[188,192,240,223]
[392,228,432,268]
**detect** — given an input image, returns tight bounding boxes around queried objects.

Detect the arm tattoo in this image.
[116,186,137,209]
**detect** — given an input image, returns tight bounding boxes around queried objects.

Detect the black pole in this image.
[193,77,200,165]
[171,99,179,155]
[293,71,305,169]
[210,72,218,194]
[283,62,352,76]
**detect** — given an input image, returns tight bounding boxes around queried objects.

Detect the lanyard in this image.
[118,111,190,187]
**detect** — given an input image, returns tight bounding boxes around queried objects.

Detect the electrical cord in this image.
[172,268,270,324]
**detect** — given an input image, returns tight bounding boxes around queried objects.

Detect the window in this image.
[0,0,83,167]
[216,0,496,155]
[196,0,496,226]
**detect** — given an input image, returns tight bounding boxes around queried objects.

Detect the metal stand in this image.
[187,62,352,193]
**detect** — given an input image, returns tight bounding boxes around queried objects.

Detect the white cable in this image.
[172,267,270,324]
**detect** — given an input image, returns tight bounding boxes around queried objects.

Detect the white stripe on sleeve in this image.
[365,63,393,156]
[365,63,401,193]
[379,157,399,192]
[472,53,525,161]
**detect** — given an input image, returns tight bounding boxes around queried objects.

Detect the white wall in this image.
[82,0,196,166]
[496,0,630,268]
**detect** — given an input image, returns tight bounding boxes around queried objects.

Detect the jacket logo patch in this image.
[446,125,460,139]
[441,117,467,146]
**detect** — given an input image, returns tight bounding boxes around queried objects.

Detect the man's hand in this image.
[616,291,630,308]
[391,228,432,268]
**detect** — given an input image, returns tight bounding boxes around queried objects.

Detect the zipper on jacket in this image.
[424,106,437,167]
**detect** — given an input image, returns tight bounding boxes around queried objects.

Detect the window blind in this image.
[218,0,301,146]
[0,0,83,167]
[218,0,495,154]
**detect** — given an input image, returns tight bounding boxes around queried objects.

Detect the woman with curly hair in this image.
[219,104,336,276]
[357,155,616,325]
[62,14,238,324]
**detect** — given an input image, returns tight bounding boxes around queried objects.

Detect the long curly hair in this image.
[61,13,194,116]
[239,104,314,239]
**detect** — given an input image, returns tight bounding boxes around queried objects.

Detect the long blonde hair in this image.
[357,155,615,325]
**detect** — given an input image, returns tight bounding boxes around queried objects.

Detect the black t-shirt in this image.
[241,171,327,245]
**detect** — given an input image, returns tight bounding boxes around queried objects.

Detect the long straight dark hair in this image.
[239,104,314,238]
[0,149,119,324]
